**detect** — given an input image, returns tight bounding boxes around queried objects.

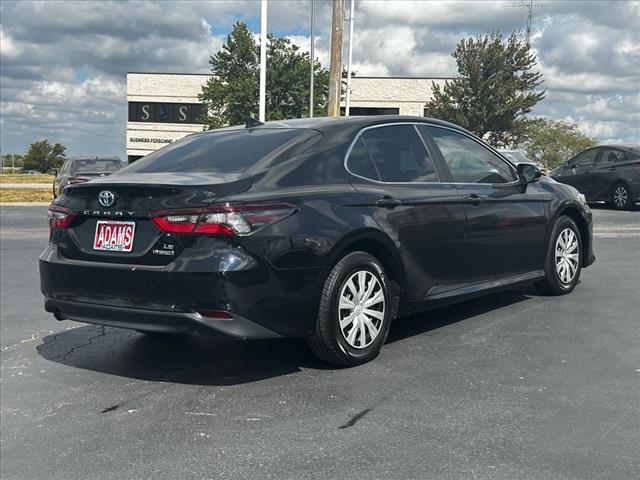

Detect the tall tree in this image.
[199,22,329,128]
[425,32,545,147]
[22,140,66,172]
[521,118,597,170]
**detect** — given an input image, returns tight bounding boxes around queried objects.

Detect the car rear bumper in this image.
[39,244,325,338]
[44,298,281,339]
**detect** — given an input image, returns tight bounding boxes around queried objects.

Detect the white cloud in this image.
[1,0,638,156]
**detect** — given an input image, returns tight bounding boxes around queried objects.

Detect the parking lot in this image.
[1,205,638,480]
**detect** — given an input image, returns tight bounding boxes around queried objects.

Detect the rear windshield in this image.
[124,128,319,174]
[72,159,122,174]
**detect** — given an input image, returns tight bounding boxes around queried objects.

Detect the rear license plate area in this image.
[93,220,136,252]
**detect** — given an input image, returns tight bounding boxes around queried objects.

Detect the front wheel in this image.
[307,252,392,366]
[534,216,583,295]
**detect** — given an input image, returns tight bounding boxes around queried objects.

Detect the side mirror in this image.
[517,163,541,184]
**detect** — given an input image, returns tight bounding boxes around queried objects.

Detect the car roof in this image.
[211,115,463,134]
[594,144,640,151]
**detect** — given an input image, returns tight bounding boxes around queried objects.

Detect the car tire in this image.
[611,182,632,210]
[307,251,392,366]
[534,215,583,296]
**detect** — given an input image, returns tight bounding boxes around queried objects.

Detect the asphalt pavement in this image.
[1,204,639,480]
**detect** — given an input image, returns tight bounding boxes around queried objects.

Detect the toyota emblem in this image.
[98,190,116,208]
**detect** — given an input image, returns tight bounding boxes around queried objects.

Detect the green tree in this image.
[199,22,329,128]
[425,32,545,147]
[22,140,66,172]
[521,118,597,170]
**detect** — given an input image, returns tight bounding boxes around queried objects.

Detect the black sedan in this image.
[550,145,640,210]
[53,156,124,198]
[40,116,595,366]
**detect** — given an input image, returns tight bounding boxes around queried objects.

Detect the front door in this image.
[424,125,550,282]
[555,148,601,196]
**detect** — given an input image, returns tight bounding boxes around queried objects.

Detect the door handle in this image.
[376,196,403,208]
[464,194,487,206]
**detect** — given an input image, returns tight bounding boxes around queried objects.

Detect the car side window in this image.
[427,126,515,183]
[347,137,379,181]
[360,125,438,183]
[570,149,598,167]
[601,149,626,164]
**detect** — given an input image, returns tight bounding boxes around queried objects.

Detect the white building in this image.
[126,72,450,162]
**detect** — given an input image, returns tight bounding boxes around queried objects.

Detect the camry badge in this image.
[98,190,116,208]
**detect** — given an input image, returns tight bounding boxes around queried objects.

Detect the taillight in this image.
[48,206,75,229]
[68,176,89,184]
[150,203,297,236]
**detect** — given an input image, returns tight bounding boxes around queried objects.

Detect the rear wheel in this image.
[534,216,583,295]
[307,252,392,366]
[612,182,632,210]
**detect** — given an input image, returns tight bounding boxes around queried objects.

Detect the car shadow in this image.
[386,288,531,344]
[37,288,535,386]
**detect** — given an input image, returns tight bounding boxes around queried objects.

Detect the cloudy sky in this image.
[1,0,638,157]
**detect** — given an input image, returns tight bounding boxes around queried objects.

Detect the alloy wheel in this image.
[613,185,628,208]
[338,270,385,349]
[555,228,579,284]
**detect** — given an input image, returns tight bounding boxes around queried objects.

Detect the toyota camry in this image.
[40,116,595,366]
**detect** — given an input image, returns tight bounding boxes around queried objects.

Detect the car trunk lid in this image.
[55,172,253,265]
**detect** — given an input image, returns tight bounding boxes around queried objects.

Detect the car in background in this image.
[499,149,545,171]
[53,157,124,198]
[41,116,595,366]
[549,145,640,210]
[24,170,42,175]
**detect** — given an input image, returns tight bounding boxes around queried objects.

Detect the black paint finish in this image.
[40,116,595,338]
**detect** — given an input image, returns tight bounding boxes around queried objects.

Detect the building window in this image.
[340,107,400,116]
[128,102,204,124]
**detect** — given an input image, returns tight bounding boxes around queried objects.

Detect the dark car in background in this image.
[550,145,640,210]
[53,156,124,198]
[40,116,595,366]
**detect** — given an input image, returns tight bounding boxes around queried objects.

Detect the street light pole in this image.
[259,0,268,122]
[345,0,355,117]
[309,0,315,118]
[327,0,344,117]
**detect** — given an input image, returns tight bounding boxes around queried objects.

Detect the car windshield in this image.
[71,159,122,174]
[123,128,320,174]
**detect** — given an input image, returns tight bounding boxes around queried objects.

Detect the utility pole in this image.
[526,0,533,45]
[344,0,355,117]
[327,0,344,117]
[513,0,545,45]
[309,0,315,118]
[259,0,268,122]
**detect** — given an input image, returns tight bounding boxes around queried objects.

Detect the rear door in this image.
[424,125,550,282]
[595,147,631,200]
[346,123,468,300]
